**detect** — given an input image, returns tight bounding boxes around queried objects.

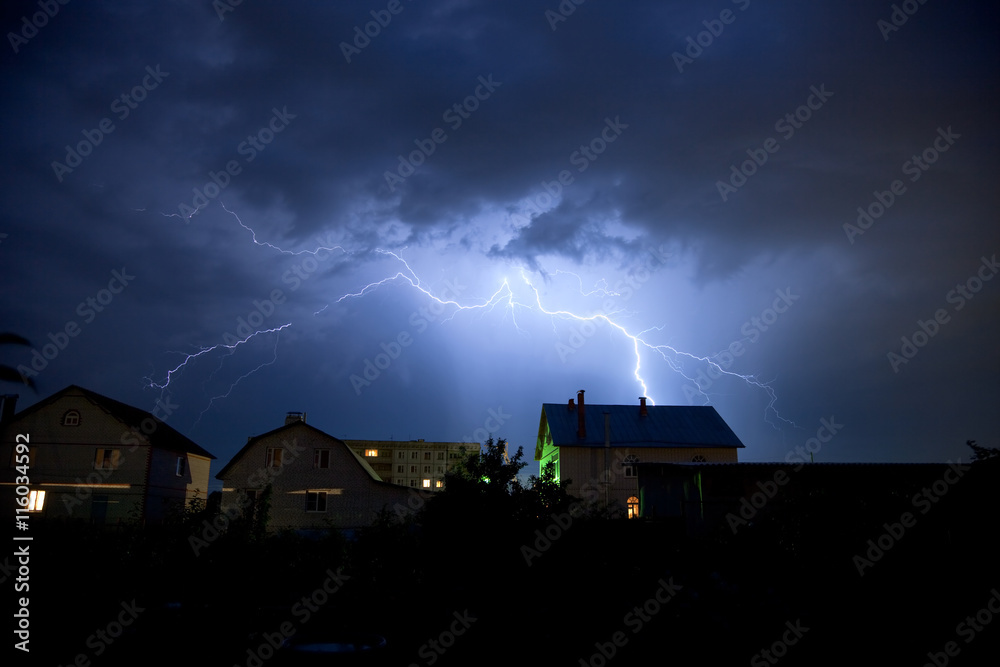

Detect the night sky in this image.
[2,0,998,490]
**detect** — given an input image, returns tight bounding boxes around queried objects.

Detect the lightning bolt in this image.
[517,270,796,429]
[154,202,795,433]
[190,326,286,429]
[146,323,292,390]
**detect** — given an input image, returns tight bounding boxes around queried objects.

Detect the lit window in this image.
[692,455,707,463]
[175,456,186,477]
[627,496,639,519]
[422,479,431,488]
[435,480,443,488]
[266,448,283,468]
[94,449,120,470]
[28,490,45,512]
[622,455,639,478]
[365,449,378,457]
[306,491,327,512]
[62,410,80,426]
[314,449,330,468]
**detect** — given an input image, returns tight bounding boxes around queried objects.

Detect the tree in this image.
[0,333,35,389]
[966,439,1000,462]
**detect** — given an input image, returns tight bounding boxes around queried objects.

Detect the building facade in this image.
[0,386,215,525]
[217,414,414,531]
[344,439,473,491]
[535,391,745,518]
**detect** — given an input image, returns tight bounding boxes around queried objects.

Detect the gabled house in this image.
[535,390,745,517]
[0,385,215,525]
[216,412,413,531]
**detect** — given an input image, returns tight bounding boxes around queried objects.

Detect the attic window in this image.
[692,455,707,463]
[622,455,639,478]
[265,448,283,468]
[62,410,81,426]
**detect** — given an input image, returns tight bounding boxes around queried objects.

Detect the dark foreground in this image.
[7,463,1000,667]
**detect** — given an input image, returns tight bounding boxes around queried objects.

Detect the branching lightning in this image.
[152,202,794,432]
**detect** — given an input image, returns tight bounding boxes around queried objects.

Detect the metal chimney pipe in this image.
[576,390,586,439]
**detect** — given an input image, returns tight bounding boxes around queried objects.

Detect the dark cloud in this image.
[2,0,997,473]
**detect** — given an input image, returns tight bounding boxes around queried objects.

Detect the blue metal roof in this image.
[541,403,745,449]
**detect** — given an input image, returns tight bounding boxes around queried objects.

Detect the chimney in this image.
[1,394,18,424]
[285,411,306,425]
[639,397,648,417]
[576,390,586,440]
[567,398,575,412]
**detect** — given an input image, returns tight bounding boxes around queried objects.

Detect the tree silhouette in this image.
[0,332,35,389]
[966,439,1000,462]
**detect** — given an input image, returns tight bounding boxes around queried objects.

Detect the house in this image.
[216,412,414,531]
[344,438,472,491]
[535,390,745,517]
[0,385,215,525]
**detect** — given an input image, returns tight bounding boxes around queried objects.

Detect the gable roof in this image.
[215,420,384,483]
[7,384,215,459]
[539,403,746,450]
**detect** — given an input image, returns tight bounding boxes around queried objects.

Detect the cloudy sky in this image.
[2,0,997,485]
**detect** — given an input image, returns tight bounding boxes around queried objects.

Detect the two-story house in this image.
[0,385,215,525]
[216,413,414,531]
[535,390,745,517]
